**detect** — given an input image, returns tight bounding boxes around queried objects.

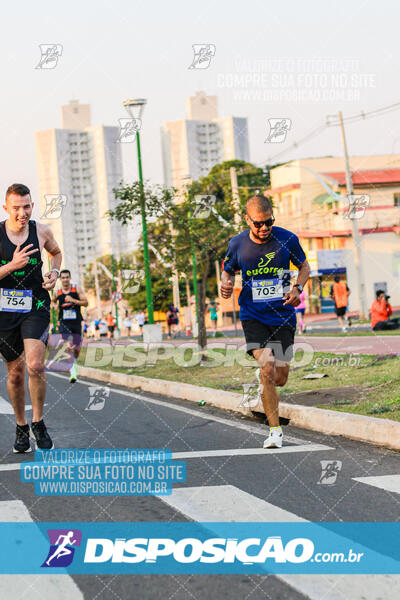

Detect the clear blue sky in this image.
[1,0,399,219]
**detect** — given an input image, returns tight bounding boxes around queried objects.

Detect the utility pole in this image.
[338,111,367,320]
[230,166,241,227]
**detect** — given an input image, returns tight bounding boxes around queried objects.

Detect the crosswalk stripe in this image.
[353,474,400,494]
[172,444,333,459]
[160,484,400,600]
[0,396,15,414]
[0,442,332,473]
[0,500,83,599]
[0,395,43,414]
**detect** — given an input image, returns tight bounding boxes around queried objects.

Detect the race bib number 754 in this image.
[0,289,33,313]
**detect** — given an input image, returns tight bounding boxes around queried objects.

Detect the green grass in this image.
[78,346,400,421]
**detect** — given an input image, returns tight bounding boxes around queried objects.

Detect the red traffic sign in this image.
[111,291,122,303]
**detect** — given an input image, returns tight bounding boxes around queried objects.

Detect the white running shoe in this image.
[263,427,283,449]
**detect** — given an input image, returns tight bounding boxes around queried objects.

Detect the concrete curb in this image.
[78,366,400,452]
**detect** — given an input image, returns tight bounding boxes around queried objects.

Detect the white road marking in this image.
[161,484,307,522]
[47,372,333,449]
[161,485,400,600]
[173,444,333,459]
[0,464,21,472]
[0,395,45,414]
[353,474,400,494]
[0,443,332,473]
[0,500,83,599]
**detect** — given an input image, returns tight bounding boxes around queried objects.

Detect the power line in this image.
[326,101,400,127]
[185,100,400,184]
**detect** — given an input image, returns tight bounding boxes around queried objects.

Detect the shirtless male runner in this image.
[0,184,62,453]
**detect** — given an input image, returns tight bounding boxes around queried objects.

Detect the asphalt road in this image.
[0,366,399,599]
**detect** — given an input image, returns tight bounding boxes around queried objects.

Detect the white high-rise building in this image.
[161,91,250,189]
[35,100,128,281]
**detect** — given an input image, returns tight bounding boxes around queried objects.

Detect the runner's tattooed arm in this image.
[283,260,310,306]
[50,292,58,308]
[295,260,311,289]
[40,224,62,290]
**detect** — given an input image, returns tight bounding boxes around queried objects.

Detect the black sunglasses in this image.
[247,215,275,229]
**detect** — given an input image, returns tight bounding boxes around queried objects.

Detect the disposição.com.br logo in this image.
[41,529,82,567]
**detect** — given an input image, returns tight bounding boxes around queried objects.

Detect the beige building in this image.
[268,155,400,313]
[161,91,250,189]
[35,100,128,281]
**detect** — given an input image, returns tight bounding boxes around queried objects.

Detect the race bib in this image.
[63,309,77,320]
[252,278,283,302]
[0,289,32,313]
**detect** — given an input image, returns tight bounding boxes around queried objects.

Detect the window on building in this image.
[394,193,400,207]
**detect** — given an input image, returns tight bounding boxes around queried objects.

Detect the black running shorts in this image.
[335,306,346,317]
[59,322,82,349]
[241,319,296,362]
[0,313,50,362]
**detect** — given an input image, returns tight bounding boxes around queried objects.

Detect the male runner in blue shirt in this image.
[221,195,310,448]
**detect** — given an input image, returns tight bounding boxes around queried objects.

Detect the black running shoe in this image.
[30,420,54,450]
[13,424,32,454]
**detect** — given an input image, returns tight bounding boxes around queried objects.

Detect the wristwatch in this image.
[293,284,303,292]
[51,268,60,278]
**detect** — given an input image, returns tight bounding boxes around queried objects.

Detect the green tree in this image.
[84,255,116,302]
[108,159,270,350]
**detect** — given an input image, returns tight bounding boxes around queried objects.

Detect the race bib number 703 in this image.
[0,289,33,313]
[252,279,283,302]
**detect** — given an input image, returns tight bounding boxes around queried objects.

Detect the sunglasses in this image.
[247,215,275,229]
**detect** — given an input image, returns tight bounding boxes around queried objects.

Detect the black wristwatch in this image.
[293,284,303,293]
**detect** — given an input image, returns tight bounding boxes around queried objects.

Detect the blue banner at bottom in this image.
[0,522,399,574]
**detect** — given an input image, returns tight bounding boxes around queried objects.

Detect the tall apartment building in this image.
[35,100,127,281]
[161,91,250,189]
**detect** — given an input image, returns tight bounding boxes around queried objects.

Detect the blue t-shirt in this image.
[223,227,306,327]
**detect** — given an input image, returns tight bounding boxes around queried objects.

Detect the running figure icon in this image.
[45,531,77,566]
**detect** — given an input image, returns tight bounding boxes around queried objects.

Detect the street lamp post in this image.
[110,252,119,329]
[123,98,154,325]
